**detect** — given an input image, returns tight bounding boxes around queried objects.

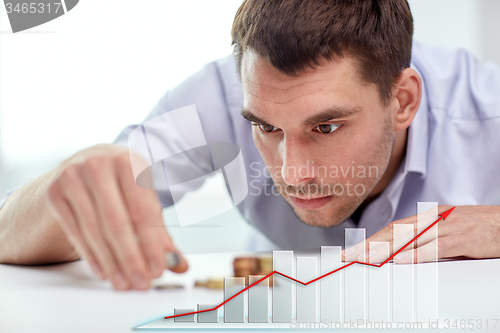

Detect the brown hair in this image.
[231,0,413,105]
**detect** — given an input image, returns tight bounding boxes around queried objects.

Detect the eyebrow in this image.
[240,106,361,127]
[240,108,271,125]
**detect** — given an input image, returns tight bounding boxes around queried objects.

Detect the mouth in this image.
[288,195,333,210]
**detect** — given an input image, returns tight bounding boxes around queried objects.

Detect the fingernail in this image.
[112,272,128,290]
[165,252,180,270]
[368,250,377,258]
[149,260,161,277]
[133,273,148,289]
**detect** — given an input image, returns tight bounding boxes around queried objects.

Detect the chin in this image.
[290,203,354,228]
[285,191,368,228]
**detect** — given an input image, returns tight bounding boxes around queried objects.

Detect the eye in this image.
[258,124,279,133]
[315,124,341,134]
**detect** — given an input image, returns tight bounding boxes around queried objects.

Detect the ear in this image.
[391,68,422,132]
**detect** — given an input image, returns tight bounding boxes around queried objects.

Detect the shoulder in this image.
[412,42,500,119]
[164,56,235,111]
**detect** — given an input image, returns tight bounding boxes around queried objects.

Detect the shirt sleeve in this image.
[113,58,236,208]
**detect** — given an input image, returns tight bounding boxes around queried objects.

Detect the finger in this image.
[361,213,449,263]
[393,248,415,264]
[342,245,361,262]
[82,156,151,290]
[364,241,392,264]
[156,223,189,273]
[343,215,418,262]
[364,228,416,264]
[116,155,169,278]
[61,169,130,290]
[167,250,189,273]
[394,234,467,264]
[155,227,188,273]
[46,181,101,277]
[156,219,189,273]
[410,205,454,247]
[346,205,457,263]
[155,218,188,273]
[118,153,189,274]
[395,205,456,252]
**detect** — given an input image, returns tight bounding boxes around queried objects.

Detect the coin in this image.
[194,277,225,289]
[165,252,180,269]
[154,283,185,290]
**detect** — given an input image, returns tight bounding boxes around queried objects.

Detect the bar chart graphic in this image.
[137,203,453,329]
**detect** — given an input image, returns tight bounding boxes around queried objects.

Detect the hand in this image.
[342,205,500,264]
[45,144,188,290]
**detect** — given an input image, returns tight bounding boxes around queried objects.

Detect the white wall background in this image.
[1,0,499,251]
[409,0,500,64]
[0,0,244,193]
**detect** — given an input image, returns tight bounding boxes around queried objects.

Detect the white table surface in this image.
[1,253,499,333]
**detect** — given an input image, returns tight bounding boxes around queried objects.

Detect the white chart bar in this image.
[416,202,438,322]
[344,228,366,321]
[197,304,218,323]
[393,224,414,322]
[174,309,195,322]
[368,242,390,322]
[320,246,342,322]
[273,251,293,323]
[224,277,245,323]
[296,257,318,322]
[248,275,269,323]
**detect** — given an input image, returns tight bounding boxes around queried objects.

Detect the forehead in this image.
[240,50,367,105]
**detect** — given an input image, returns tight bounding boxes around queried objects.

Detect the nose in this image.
[279,135,316,186]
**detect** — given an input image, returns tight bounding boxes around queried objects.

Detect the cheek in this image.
[315,121,388,176]
[252,128,280,166]
[348,113,390,151]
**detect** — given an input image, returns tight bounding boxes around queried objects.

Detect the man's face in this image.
[241,51,396,227]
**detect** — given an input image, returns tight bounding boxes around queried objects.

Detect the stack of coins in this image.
[256,256,274,285]
[194,255,275,289]
[194,277,225,289]
[233,256,275,286]
[257,256,273,273]
[233,257,260,285]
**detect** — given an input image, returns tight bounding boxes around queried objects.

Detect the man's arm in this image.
[0,144,187,289]
[0,168,80,265]
[0,56,236,288]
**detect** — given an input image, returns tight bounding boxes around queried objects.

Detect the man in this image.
[1,0,499,291]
